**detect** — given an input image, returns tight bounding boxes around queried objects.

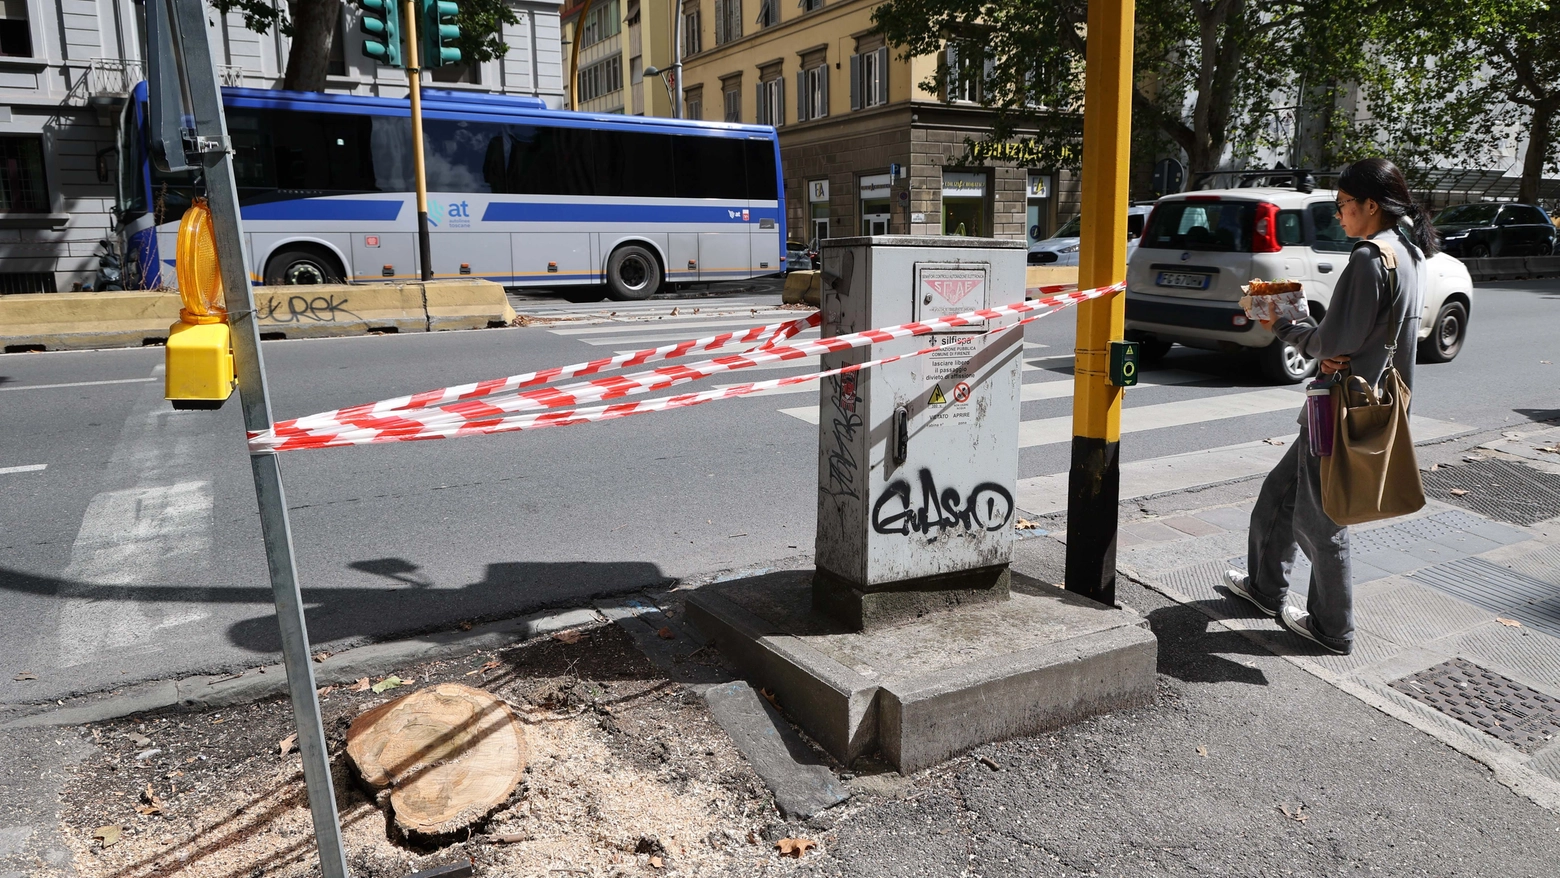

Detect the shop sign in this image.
[809,179,830,202]
[859,174,892,198]
[942,172,985,198]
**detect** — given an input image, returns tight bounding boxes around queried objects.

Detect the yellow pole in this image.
[1065,0,1135,604]
[568,0,595,112]
[403,0,433,281]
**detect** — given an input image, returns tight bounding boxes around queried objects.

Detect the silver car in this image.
[1124,186,1474,383]
[1029,205,1154,266]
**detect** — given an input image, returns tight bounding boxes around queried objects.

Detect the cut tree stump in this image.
[345,683,528,836]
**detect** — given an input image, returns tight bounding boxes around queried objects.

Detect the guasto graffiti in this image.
[871,468,1015,536]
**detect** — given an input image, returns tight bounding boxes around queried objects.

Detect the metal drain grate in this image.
[1421,458,1560,526]
[1391,657,1560,753]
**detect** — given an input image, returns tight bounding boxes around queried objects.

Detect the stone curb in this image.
[0,606,600,730]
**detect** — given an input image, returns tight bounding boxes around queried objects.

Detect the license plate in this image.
[1156,271,1212,290]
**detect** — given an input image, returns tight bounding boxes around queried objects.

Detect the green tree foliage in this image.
[210,0,518,92]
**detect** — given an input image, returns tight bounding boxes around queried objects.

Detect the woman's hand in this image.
[1258,317,1276,331]
[1320,355,1351,375]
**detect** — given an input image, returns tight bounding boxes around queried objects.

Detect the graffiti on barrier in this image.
[871,468,1014,536]
[259,294,360,324]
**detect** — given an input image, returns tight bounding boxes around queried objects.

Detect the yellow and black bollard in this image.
[164,197,235,408]
[1066,0,1135,606]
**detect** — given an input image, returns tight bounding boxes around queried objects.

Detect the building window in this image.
[802,0,823,10]
[430,61,481,84]
[944,41,993,103]
[682,3,701,55]
[942,170,987,237]
[685,86,703,120]
[0,136,47,212]
[578,56,624,102]
[859,173,891,236]
[755,0,776,28]
[723,80,742,122]
[0,0,32,57]
[715,0,742,46]
[756,76,784,127]
[580,0,622,48]
[808,178,829,245]
[796,64,827,122]
[630,55,643,83]
[849,47,889,110]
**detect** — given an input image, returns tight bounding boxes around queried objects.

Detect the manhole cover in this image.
[1390,657,1560,753]
[1421,458,1560,526]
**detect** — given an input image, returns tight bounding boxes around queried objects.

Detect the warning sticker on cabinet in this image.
[915,265,990,323]
[925,334,978,427]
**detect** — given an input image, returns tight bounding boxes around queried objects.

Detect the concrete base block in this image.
[687,569,1158,774]
[812,564,1010,630]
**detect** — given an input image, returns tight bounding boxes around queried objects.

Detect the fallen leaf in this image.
[1263,438,1286,446]
[279,733,298,756]
[758,688,780,708]
[370,675,404,694]
[466,659,502,676]
[136,784,165,816]
[459,620,474,631]
[977,755,1001,771]
[670,307,680,316]
[127,732,152,748]
[1536,445,1560,454]
[12,671,36,681]
[93,825,122,847]
[649,855,665,868]
[552,629,583,645]
[1196,745,1208,757]
[657,626,677,640]
[1430,463,1442,471]
[776,837,817,858]
[316,685,336,698]
[311,651,331,663]
[350,677,371,692]
[1014,518,1038,531]
[1449,488,1468,497]
[1497,617,1522,628]
[1278,803,1309,823]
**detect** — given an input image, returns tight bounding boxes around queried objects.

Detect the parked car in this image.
[1434,202,1556,258]
[1028,204,1154,265]
[1124,185,1475,383]
[785,240,818,272]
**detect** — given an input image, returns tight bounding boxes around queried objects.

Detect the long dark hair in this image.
[1337,158,1440,257]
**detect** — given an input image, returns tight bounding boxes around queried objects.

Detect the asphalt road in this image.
[2,278,1557,704]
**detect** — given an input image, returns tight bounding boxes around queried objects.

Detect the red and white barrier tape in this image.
[250,281,1121,453]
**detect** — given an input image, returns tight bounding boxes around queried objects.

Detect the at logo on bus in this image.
[727,209,750,221]
[428,199,473,229]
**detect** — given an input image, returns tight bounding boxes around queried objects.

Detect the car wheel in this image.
[606,245,661,301]
[1539,240,1554,256]
[1258,338,1316,384]
[1417,299,1467,364]
[264,247,344,285]
[1468,242,1491,259]
[1137,339,1172,364]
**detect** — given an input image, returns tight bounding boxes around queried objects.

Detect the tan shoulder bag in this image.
[1319,242,1426,526]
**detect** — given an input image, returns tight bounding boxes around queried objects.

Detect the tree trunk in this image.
[1519,99,1557,205]
[283,0,343,92]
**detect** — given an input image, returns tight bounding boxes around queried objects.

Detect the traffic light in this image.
[360,0,403,68]
[420,0,462,67]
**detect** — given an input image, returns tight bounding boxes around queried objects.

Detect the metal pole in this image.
[568,0,595,112]
[403,1,434,282]
[1065,0,1135,607]
[672,1,682,119]
[163,1,350,875]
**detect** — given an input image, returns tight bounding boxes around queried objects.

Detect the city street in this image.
[1,280,1557,703]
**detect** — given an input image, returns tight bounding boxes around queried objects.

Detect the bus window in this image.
[672,135,746,200]
[423,118,506,193]
[505,125,598,197]
[744,140,777,201]
[591,130,675,199]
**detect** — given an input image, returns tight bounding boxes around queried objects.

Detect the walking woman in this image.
[1223,158,1438,655]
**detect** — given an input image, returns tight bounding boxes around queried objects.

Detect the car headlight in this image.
[1439,230,1467,239]
[1058,244,1080,254]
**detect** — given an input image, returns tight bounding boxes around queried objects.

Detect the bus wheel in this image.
[265,247,344,286]
[606,245,661,301]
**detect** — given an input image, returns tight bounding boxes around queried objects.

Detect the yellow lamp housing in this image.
[166,198,236,408]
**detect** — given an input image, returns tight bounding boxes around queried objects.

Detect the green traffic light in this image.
[419,0,462,68]
[358,0,403,68]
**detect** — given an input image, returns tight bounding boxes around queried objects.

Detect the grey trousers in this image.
[1246,425,1354,647]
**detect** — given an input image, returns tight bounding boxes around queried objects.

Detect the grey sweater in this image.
[1273,226,1425,396]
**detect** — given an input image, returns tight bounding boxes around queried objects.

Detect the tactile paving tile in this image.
[1390,657,1560,753]
[1152,560,1226,604]
[1411,557,1560,640]
[1354,582,1500,648]
[1451,623,1560,699]
[1526,745,1560,782]
[1498,543,1560,588]
[1289,629,1402,676]
[1421,458,1560,526]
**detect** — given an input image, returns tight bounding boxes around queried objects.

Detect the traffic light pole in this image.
[403,0,434,282]
[158,1,351,875]
[1065,0,1135,607]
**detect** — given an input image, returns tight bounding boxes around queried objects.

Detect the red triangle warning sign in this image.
[928,385,947,405]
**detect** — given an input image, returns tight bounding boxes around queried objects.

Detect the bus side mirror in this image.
[97,147,117,184]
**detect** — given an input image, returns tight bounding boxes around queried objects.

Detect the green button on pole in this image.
[1108,340,1138,387]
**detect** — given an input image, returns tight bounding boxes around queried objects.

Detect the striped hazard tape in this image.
[249,281,1121,453]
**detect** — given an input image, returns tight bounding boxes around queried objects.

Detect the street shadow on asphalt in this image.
[0,557,670,657]
[1144,601,1273,687]
[1514,408,1560,424]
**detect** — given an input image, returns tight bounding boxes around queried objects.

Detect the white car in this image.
[1124,184,1473,383]
[1029,204,1154,266]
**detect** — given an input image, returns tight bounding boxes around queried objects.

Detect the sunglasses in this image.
[1334,196,1362,214]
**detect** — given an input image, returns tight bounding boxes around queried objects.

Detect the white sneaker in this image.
[1278,605,1352,655]
[1222,569,1277,617]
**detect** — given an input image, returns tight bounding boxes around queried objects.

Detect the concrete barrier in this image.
[782,270,821,306]
[1,280,515,352]
[1460,256,1560,282]
[1026,265,1078,291]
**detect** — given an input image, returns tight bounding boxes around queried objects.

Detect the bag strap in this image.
[1353,237,1404,357]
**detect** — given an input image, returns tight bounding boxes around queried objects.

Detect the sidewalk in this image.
[4,428,1559,877]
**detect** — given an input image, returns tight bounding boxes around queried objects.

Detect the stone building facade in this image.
[0,0,564,294]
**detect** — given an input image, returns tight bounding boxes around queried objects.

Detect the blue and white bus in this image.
[114,82,786,300]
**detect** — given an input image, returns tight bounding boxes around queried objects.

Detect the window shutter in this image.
[819,65,828,117]
[876,47,889,105]
[756,82,766,125]
[849,54,861,110]
[797,71,807,122]
[982,56,995,102]
[777,78,785,127]
[944,43,957,101]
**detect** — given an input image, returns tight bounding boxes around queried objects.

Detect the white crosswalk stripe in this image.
[521,304,1473,505]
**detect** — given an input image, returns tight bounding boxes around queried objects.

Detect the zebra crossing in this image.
[514,296,1472,511]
